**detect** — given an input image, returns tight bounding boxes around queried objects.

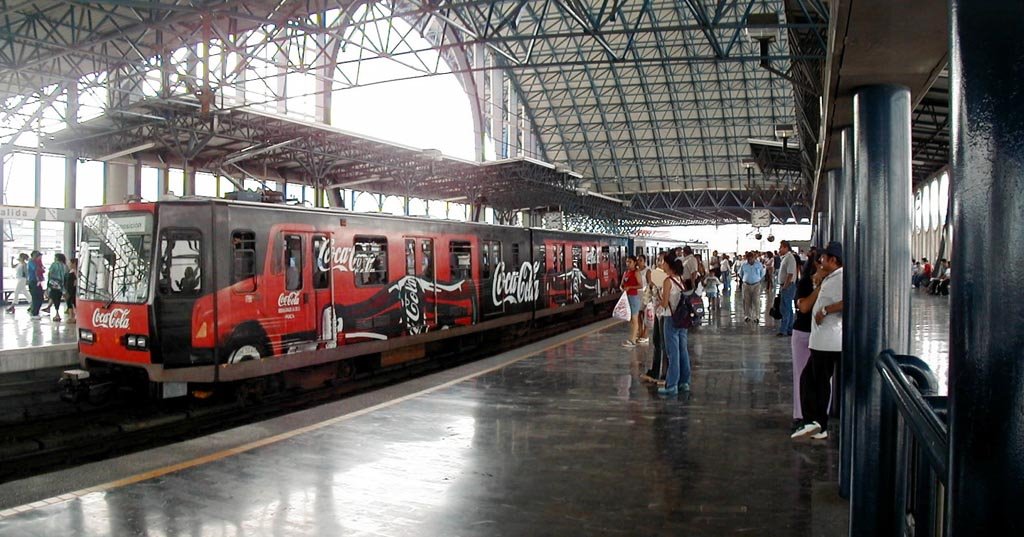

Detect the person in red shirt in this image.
[621,256,642,347]
[918,257,932,289]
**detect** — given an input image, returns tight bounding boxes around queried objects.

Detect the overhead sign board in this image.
[0,205,82,223]
[750,208,772,228]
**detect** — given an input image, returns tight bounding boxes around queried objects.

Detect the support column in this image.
[491,69,504,158]
[826,168,842,243]
[509,84,520,158]
[948,2,1024,531]
[849,85,912,537]
[0,151,5,299]
[64,155,77,255]
[184,168,196,197]
[104,161,130,203]
[473,44,486,161]
[816,211,827,246]
[839,126,855,499]
[65,82,78,256]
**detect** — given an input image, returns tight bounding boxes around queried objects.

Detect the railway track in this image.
[0,306,610,483]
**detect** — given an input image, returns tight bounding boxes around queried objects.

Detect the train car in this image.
[70,197,627,398]
[631,237,710,266]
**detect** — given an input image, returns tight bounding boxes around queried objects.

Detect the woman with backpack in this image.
[658,257,692,395]
[46,253,68,322]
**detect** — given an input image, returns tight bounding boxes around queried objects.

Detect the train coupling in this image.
[59,369,114,404]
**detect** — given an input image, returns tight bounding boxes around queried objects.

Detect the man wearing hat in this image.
[26,250,45,320]
[792,241,844,440]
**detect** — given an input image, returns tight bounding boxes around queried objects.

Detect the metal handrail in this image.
[876,350,948,479]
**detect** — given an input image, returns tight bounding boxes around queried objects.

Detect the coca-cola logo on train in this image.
[492,261,541,306]
[92,308,131,329]
[277,291,301,313]
[315,239,379,273]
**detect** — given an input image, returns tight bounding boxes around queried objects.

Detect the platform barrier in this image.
[874,350,948,537]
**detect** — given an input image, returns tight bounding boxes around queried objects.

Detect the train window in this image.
[158,229,202,296]
[481,242,490,280]
[449,241,472,281]
[420,239,434,278]
[283,234,303,291]
[231,231,257,292]
[405,239,416,276]
[556,244,566,273]
[312,234,330,289]
[354,236,388,286]
[512,243,520,266]
[571,245,582,270]
[601,246,610,263]
[538,244,546,269]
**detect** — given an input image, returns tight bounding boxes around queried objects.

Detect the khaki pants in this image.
[743,282,761,321]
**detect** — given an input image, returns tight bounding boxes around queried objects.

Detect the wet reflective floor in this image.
[0,290,950,536]
[0,304,78,351]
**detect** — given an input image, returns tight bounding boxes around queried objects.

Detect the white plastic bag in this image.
[643,302,655,328]
[612,291,631,322]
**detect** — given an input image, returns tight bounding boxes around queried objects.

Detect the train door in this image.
[481,239,503,317]
[279,232,317,352]
[405,237,437,331]
[155,227,204,367]
[312,233,337,348]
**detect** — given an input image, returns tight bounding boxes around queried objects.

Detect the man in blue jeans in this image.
[26,250,45,320]
[776,241,797,336]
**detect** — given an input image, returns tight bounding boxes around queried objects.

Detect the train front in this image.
[73,204,157,384]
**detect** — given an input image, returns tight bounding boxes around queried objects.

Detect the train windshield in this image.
[79,212,154,304]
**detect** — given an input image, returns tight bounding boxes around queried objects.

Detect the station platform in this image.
[0,289,950,536]
[0,308,78,375]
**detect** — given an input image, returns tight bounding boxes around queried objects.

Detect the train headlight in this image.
[79,329,95,343]
[124,334,149,349]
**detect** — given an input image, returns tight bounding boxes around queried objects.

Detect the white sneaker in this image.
[637,337,649,344]
[811,430,829,440]
[622,340,636,348]
[790,421,821,439]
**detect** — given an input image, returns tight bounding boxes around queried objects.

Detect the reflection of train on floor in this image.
[65,196,701,399]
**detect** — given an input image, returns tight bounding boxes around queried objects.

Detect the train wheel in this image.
[226,322,270,364]
[336,360,355,381]
[228,344,263,363]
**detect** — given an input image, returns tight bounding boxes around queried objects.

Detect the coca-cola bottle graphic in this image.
[334,276,477,340]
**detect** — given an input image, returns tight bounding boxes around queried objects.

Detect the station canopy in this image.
[0,1,841,228]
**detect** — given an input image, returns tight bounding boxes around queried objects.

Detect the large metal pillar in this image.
[827,168,843,243]
[816,211,827,246]
[838,126,855,499]
[65,82,78,256]
[948,2,1024,532]
[849,85,913,537]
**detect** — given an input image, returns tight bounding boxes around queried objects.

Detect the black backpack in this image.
[669,278,696,329]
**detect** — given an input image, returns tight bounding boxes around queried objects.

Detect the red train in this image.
[68,197,634,398]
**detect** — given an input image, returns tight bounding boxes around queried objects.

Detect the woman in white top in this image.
[641,253,670,384]
[658,257,692,395]
[6,253,30,314]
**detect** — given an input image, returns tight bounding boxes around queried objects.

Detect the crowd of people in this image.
[6,251,77,323]
[618,240,852,443]
[912,257,951,295]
